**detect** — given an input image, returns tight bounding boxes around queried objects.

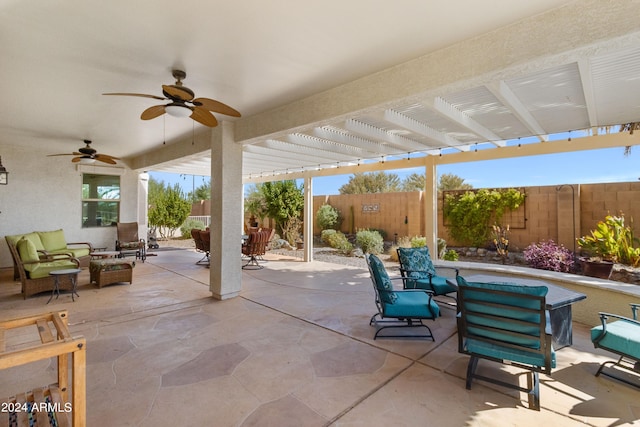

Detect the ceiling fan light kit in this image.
[165,103,192,118]
[103,70,241,127]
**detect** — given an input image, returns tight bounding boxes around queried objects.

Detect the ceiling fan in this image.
[48,140,120,165]
[103,70,241,127]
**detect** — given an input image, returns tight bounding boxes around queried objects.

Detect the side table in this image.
[48,268,82,304]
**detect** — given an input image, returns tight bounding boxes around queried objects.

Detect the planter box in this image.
[580,258,614,279]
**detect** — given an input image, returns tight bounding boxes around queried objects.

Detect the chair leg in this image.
[371,317,435,340]
[527,371,540,411]
[595,356,640,388]
[466,356,479,389]
[242,255,263,270]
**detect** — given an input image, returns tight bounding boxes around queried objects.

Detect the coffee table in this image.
[48,268,82,303]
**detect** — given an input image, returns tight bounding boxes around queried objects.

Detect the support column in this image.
[210,122,243,299]
[423,157,438,258]
[303,176,313,262]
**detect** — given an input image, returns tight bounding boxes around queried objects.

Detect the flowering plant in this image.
[523,240,574,272]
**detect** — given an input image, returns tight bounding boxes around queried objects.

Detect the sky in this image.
[148,144,639,196]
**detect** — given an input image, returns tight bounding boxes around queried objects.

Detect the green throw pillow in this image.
[17,237,39,263]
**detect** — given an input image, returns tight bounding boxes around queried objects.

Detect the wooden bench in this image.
[0,311,86,426]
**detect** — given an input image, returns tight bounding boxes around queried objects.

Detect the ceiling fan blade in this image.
[94,156,118,165]
[191,107,218,127]
[71,156,84,163]
[95,153,120,161]
[141,105,167,120]
[103,92,166,100]
[47,152,82,157]
[162,85,195,102]
[193,98,241,117]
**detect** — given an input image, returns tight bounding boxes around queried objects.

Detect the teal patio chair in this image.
[396,246,458,303]
[365,253,440,340]
[591,303,640,388]
[456,276,555,410]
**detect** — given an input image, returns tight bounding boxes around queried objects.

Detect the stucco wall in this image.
[0,144,145,268]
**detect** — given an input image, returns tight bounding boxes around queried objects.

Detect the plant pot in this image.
[579,258,614,279]
[296,242,304,250]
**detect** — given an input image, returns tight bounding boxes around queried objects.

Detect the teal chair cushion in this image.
[457,276,553,357]
[367,254,397,303]
[466,337,556,368]
[384,291,440,319]
[591,319,640,361]
[410,276,457,294]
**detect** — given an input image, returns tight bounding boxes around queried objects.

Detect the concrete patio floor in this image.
[0,248,638,426]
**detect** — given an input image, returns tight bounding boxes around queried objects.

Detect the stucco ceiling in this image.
[1,1,639,179]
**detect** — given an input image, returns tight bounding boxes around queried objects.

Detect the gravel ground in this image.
[161,237,393,269]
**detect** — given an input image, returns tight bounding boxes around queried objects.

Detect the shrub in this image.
[324,230,353,254]
[410,236,427,247]
[443,249,459,261]
[523,240,574,272]
[321,229,337,244]
[180,219,205,239]
[356,229,384,254]
[316,204,341,231]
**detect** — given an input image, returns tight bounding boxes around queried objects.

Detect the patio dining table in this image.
[454,274,587,350]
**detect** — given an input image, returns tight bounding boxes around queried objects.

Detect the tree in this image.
[438,173,473,191]
[148,183,192,238]
[339,172,401,194]
[261,180,305,243]
[190,180,211,202]
[244,183,267,226]
[401,173,425,192]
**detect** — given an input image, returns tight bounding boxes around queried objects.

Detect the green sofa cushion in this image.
[17,237,40,269]
[38,229,67,251]
[49,247,90,258]
[7,232,45,251]
[28,260,79,279]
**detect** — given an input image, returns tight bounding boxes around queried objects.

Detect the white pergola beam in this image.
[434,97,506,147]
[486,81,548,142]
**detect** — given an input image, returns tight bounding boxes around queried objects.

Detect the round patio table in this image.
[48,268,82,304]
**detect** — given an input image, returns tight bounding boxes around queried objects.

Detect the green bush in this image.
[356,229,384,254]
[324,230,353,254]
[321,229,337,244]
[180,219,205,238]
[410,236,427,247]
[443,249,459,261]
[316,204,341,231]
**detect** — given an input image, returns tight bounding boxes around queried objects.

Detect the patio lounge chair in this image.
[116,222,146,262]
[456,276,555,410]
[396,246,458,303]
[591,303,640,388]
[241,229,269,269]
[365,253,440,340]
[191,228,210,265]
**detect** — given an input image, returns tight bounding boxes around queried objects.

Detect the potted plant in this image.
[576,214,640,279]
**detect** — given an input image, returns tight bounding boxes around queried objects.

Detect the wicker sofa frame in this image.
[6,240,80,299]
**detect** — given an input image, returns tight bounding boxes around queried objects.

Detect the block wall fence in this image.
[215,180,637,252]
[310,181,640,252]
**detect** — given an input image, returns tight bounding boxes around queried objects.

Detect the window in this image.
[82,174,120,227]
